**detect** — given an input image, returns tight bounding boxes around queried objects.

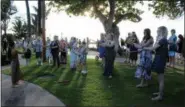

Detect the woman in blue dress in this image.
[134,28,154,87]
[143,26,168,101]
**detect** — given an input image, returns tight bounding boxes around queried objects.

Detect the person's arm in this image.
[133,43,142,49]
[16,49,25,54]
[143,44,160,51]
[141,38,154,47]
[143,39,164,51]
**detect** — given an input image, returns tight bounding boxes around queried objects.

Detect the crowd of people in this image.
[121,29,184,67]
[10,35,89,87]
[8,25,184,102]
[96,26,184,101]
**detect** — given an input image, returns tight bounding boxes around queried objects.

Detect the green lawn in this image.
[2,57,184,107]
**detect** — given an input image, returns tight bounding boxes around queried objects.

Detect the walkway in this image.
[1,55,66,106]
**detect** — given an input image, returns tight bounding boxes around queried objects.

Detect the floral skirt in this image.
[135,50,152,80]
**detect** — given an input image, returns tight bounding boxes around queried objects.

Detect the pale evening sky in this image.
[8,1,184,45]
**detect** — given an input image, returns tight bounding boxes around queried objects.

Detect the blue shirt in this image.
[35,40,42,52]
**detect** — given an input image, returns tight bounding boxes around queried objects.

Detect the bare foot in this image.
[151,95,163,101]
[18,80,24,85]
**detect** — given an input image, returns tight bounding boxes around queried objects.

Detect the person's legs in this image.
[172,56,175,68]
[60,51,63,63]
[103,58,109,76]
[52,53,56,66]
[152,73,164,101]
[56,52,60,67]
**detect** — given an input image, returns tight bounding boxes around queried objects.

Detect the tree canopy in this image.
[48,0,144,26]
[148,0,184,19]
[11,17,27,39]
[1,0,17,21]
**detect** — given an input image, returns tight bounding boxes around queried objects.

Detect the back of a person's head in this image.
[171,29,176,34]
[158,26,168,38]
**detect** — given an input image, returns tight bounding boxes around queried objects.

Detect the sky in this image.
[8,1,184,47]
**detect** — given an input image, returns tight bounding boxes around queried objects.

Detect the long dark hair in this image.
[178,34,184,41]
[132,32,139,43]
[143,28,151,42]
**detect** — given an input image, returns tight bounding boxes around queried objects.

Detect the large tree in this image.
[49,0,144,51]
[148,0,184,19]
[1,0,17,36]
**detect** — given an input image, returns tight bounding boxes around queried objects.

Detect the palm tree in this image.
[1,0,17,36]
[25,0,31,39]
[11,17,27,39]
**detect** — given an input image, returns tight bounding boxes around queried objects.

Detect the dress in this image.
[11,49,21,85]
[79,46,87,64]
[152,38,168,74]
[135,50,153,80]
[129,44,138,61]
[135,38,153,80]
[70,42,78,68]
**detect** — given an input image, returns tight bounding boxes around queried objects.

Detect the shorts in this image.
[61,51,67,58]
[168,51,176,57]
[36,52,42,58]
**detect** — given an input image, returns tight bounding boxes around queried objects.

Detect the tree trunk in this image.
[41,0,46,62]
[103,22,120,54]
[25,0,31,38]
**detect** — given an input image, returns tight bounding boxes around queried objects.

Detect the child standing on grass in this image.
[79,39,89,74]
[10,41,25,88]
[98,33,106,67]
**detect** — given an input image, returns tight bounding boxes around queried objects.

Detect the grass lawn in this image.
[2,57,184,107]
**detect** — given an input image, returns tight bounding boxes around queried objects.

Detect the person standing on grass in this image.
[168,29,177,68]
[79,40,89,74]
[100,33,116,79]
[10,41,25,88]
[129,32,139,66]
[182,36,185,58]
[59,37,68,64]
[134,28,154,88]
[125,33,132,63]
[51,35,60,67]
[23,37,32,66]
[70,37,78,71]
[46,37,52,65]
[98,33,106,67]
[34,36,43,66]
[143,26,168,101]
[176,34,184,64]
